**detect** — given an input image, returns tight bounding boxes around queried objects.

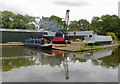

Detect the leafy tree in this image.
[1,10,120,38]
[0,11,2,28]
[11,22,18,29]
[106,32,117,40]
[29,24,36,29]
[68,19,90,31]
[77,19,90,31]
[91,16,102,34]
[68,20,78,31]
[50,15,64,26]
[1,10,36,29]
[92,47,119,69]
[91,15,120,37]
[2,11,14,28]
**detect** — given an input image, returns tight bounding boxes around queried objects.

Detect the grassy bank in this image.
[52,41,120,52]
[0,42,24,46]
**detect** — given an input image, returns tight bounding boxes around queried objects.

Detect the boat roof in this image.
[68,31,95,36]
[0,28,48,33]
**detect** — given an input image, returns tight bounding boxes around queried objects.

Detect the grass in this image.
[69,42,119,52]
[53,41,120,52]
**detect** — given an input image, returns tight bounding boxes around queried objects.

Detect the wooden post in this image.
[74,29,76,41]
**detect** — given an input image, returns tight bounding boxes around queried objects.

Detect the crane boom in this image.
[65,10,70,27]
[52,10,70,44]
[64,10,70,40]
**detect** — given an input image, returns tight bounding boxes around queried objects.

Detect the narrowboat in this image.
[24,38,52,48]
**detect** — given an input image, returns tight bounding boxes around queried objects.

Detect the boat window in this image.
[89,35,92,37]
[41,40,44,44]
[39,40,41,43]
[29,40,32,43]
[27,40,29,43]
[31,40,34,43]
[35,40,37,43]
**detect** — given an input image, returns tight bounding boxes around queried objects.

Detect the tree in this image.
[68,19,90,31]
[50,15,64,26]
[1,10,120,37]
[91,15,120,37]
[68,20,78,31]
[77,19,90,31]
[100,15,120,36]
[11,22,18,29]
[1,10,36,29]
[91,16,102,34]
[0,11,2,28]
[2,11,14,28]
[92,47,119,69]
[106,32,117,40]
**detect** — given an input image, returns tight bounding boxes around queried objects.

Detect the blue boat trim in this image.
[24,38,52,48]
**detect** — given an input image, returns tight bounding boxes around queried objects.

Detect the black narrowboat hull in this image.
[24,43,52,49]
[94,41,112,45]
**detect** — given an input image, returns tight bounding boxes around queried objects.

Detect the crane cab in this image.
[52,32,66,44]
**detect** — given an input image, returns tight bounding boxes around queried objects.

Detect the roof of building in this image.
[68,31,95,36]
[0,28,48,33]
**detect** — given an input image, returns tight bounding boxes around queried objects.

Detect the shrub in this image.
[106,32,117,40]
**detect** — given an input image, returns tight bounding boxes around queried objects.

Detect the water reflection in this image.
[2,46,29,57]
[92,47,119,69]
[2,46,119,81]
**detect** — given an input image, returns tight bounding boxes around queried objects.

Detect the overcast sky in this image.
[0,0,119,22]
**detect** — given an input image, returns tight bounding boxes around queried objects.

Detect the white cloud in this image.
[0,0,119,22]
[53,1,90,7]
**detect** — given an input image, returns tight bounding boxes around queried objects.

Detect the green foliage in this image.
[91,15,120,37]
[68,19,90,31]
[92,47,119,68]
[90,16,102,34]
[50,15,64,26]
[106,32,117,40]
[1,10,36,29]
[68,15,120,37]
[1,10,120,37]
[0,11,2,27]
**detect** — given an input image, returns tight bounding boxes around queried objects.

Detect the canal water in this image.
[1,46,120,82]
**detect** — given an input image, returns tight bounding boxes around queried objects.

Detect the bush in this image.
[106,32,117,40]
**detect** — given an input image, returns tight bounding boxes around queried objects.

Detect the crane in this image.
[52,10,70,44]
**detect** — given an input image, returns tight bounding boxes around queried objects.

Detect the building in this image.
[68,31,95,40]
[44,31,95,40]
[0,28,48,43]
[44,30,112,45]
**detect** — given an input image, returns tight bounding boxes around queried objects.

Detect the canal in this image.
[1,46,120,82]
